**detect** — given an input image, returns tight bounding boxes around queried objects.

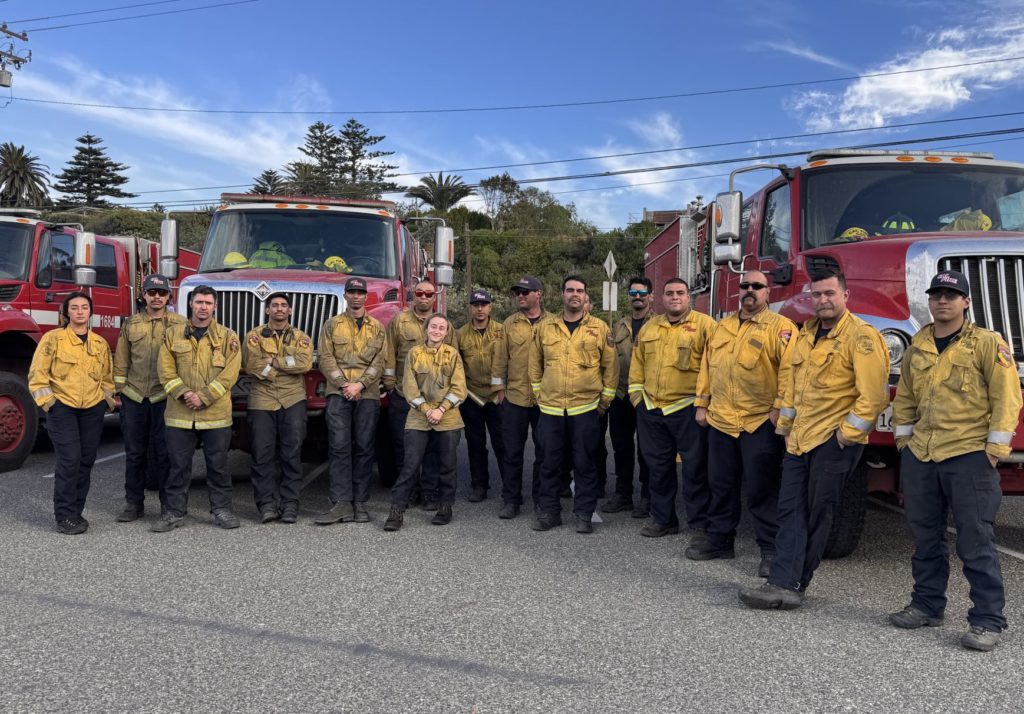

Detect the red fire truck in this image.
[645,149,1024,556]
[0,208,199,472]
[163,193,455,478]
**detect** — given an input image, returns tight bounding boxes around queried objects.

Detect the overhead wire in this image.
[10,54,1024,113]
[23,0,259,32]
[6,0,184,24]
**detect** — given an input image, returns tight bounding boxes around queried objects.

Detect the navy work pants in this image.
[388,392,439,499]
[461,397,506,493]
[249,401,307,511]
[500,401,543,506]
[636,403,709,529]
[120,397,169,508]
[165,426,232,518]
[48,401,106,521]
[706,420,783,552]
[326,395,379,504]
[902,449,1006,631]
[608,396,649,501]
[536,410,601,518]
[390,429,461,510]
[561,412,608,495]
[769,434,863,592]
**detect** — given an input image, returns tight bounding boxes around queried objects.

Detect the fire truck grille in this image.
[214,290,340,351]
[938,256,1024,361]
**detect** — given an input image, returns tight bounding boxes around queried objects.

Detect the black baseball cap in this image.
[512,276,543,292]
[345,277,368,293]
[926,270,969,297]
[469,290,492,304]
[142,274,171,292]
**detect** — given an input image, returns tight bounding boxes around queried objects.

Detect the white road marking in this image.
[869,496,1024,563]
[42,451,125,479]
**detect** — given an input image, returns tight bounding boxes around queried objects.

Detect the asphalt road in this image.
[2,417,1023,713]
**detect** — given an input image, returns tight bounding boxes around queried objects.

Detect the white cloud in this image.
[788,18,1024,131]
[755,41,858,72]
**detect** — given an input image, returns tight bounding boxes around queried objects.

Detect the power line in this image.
[11,54,1024,113]
[127,111,1024,196]
[7,0,183,24]
[24,0,259,32]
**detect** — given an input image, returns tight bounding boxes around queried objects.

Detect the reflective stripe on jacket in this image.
[403,343,466,431]
[893,322,1022,461]
[628,310,716,414]
[383,308,454,394]
[113,311,187,403]
[28,326,114,412]
[242,323,313,410]
[493,310,555,408]
[159,320,241,429]
[694,307,795,436]
[775,310,889,455]
[318,313,386,401]
[529,314,618,416]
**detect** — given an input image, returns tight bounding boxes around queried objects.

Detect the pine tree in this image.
[335,119,399,199]
[52,133,137,208]
[251,169,287,195]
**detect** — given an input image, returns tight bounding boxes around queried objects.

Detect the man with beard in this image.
[692,270,795,577]
[739,270,888,610]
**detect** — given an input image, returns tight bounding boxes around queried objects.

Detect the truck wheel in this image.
[823,458,868,559]
[0,372,39,473]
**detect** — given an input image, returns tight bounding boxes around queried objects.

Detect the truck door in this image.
[755,181,794,313]
[90,240,127,345]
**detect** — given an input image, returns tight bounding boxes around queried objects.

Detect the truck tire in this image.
[823,458,868,559]
[0,371,39,473]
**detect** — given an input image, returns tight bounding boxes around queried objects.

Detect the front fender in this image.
[0,305,43,339]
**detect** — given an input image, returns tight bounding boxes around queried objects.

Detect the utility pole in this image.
[0,24,32,89]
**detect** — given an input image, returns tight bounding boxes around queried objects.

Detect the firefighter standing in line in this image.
[383,279,453,510]
[739,270,889,610]
[888,270,1023,652]
[601,276,654,518]
[28,292,115,535]
[529,275,618,534]
[242,292,313,524]
[493,276,555,519]
[155,285,242,532]
[384,314,466,531]
[113,274,186,522]
[456,289,507,502]
[692,270,795,576]
[315,278,387,525]
[628,278,716,541]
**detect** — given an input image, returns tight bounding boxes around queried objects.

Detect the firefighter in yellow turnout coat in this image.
[529,276,617,534]
[155,286,242,532]
[242,292,313,524]
[888,270,1023,652]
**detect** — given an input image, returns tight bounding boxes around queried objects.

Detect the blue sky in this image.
[4,0,1024,230]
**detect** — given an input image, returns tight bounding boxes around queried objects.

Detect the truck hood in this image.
[183,269,402,303]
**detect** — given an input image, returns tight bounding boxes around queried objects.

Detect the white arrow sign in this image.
[603,251,617,281]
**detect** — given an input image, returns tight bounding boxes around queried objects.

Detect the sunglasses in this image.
[511,288,532,296]
[739,282,768,290]
[414,290,435,298]
[628,289,650,297]
[145,289,169,297]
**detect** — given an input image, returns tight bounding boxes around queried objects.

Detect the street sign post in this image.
[602,251,618,312]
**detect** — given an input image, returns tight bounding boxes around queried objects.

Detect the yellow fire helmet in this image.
[324,255,352,273]
[836,226,869,242]
[223,251,249,267]
[882,212,916,234]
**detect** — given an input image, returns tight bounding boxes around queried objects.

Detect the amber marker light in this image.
[808,160,828,167]
[897,155,914,161]
[951,157,970,163]
[924,156,942,162]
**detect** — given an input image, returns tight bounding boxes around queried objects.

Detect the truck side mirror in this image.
[434,226,454,286]
[160,219,180,279]
[73,231,97,287]
[712,243,743,266]
[712,191,742,243]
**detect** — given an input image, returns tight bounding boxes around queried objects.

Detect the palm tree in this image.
[405,172,475,213]
[0,143,50,208]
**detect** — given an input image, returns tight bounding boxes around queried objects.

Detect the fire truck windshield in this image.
[0,223,34,280]
[803,164,1024,248]
[199,209,397,277]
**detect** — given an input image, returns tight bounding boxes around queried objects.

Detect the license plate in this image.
[876,405,893,432]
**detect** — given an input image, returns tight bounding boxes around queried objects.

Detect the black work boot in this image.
[383,508,404,532]
[431,505,453,525]
[116,502,144,523]
[684,539,735,561]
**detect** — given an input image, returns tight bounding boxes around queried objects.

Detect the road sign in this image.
[602,281,617,311]
[603,251,617,281]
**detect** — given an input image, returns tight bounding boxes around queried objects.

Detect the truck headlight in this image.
[880,329,910,371]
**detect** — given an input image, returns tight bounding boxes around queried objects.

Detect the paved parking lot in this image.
[2,416,1023,713]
